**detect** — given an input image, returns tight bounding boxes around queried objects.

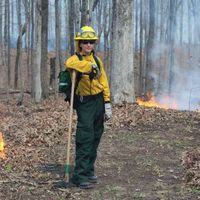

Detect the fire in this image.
[136,92,177,109]
[136,96,166,108]
[0,132,6,159]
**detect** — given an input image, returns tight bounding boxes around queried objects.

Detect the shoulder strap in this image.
[93,55,100,70]
[75,52,100,69]
[75,52,83,82]
[74,53,83,94]
[75,52,83,61]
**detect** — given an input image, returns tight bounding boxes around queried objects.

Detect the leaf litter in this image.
[0,93,200,199]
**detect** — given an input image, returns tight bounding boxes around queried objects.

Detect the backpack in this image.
[58,53,100,102]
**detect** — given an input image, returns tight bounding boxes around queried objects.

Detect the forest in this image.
[0,0,200,199]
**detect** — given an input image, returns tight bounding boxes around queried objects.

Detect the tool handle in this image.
[65,70,76,181]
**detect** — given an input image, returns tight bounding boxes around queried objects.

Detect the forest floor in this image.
[0,94,200,200]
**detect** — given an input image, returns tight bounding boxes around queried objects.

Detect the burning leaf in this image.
[0,132,6,159]
[136,91,178,109]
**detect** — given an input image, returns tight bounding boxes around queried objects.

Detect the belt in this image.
[75,92,103,102]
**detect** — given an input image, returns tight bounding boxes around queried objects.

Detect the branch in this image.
[92,0,100,11]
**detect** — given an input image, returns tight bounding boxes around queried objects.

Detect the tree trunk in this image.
[64,0,69,52]
[41,0,49,98]
[96,1,103,51]
[4,0,10,99]
[135,0,138,50]
[111,0,135,103]
[139,0,144,95]
[103,0,111,76]
[54,0,61,94]
[31,0,35,97]
[0,1,3,65]
[68,0,75,55]
[4,0,11,89]
[180,1,183,45]
[81,0,89,26]
[7,0,11,89]
[14,0,22,89]
[157,0,165,95]
[74,0,81,32]
[15,25,26,106]
[145,0,155,93]
[22,0,31,91]
[168,0,176,95]
[32,0,42,102]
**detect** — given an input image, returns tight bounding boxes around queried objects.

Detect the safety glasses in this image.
[81,40,96,45]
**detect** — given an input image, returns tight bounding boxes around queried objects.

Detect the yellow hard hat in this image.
[75,26,98,41]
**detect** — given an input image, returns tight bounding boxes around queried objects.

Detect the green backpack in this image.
[58,53,100,102]
[58,70,71,94]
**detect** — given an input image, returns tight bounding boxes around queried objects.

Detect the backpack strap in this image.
[93,55,100,70]
[75,53,101,84]
[76,52,100,70]
[74,53,84,94]
[75,53,83,82]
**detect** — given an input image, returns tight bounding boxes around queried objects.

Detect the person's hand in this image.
[90,64,100,79]
[104,103,112,121]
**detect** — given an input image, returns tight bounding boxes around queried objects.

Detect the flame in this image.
[0,132,6,159]
[136,92,178,109]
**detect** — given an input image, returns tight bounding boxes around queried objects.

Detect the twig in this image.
[1,171,38,187]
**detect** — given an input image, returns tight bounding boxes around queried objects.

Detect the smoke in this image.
[150,43,200,111]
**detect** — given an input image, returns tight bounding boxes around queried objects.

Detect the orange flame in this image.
[0,132,6,159]
[136,92,177,109]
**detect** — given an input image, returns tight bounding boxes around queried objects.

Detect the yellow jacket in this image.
[65,53,110,102]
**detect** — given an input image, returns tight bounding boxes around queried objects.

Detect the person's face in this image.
[80,40,96,55]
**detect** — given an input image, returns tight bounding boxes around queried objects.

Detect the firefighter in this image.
[65,26,112,189]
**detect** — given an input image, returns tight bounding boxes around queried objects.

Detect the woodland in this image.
[0,0,200,199]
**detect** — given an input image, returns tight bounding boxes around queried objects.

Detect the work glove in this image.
[104,103,112,121]
[89,64,100,80]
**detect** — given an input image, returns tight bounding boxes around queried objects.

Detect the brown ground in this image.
[0,94,200,200]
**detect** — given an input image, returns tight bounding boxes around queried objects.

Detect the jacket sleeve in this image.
[98,58,111,102]
[65,54,92,73]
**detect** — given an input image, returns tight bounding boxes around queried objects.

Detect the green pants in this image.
[72,92,104,184]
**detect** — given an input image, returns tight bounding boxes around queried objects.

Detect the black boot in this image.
[79,182,94,189]
[88,175,97,183]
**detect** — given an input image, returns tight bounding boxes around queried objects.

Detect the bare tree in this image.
[30,0,35,97]
[179,1,183,45]
[74,0,81,32]
[7,0,11,89]
[32,0,42,101]
[139,0,144,95]
[80,0,89,26]
[14,0,22,89]
[135,0,139,50]
[32,0,48,102]
[55,0,62,69]
[145,0,155,93]
[64,0,69,52]
[4,0,11,88]
[23,0,32,91]
[111,0,135,103]
[92,0,99,11]
[167,0,177,95]
[41,0,49,98]
[0,1,3,65]
[11,0,14,37]
[68,0,75,55]
[15,24,26,105]
[95,0,103,51]
[103,0,111,75]
[14,0,28,105]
